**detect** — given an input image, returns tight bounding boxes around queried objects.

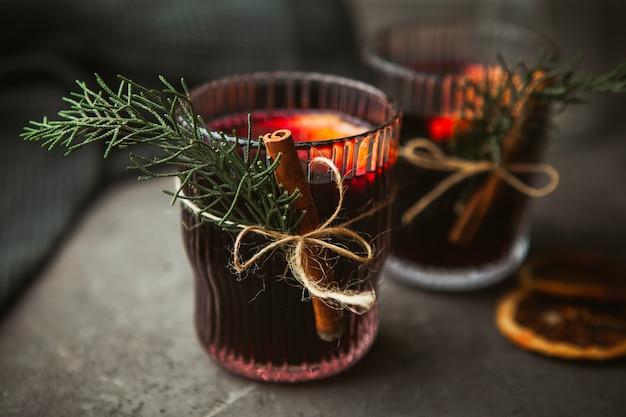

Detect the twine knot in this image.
[400,138,559,224]
[233,157,379,314]
[178,156,383,314]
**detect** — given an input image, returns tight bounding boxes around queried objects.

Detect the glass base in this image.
[385,232,530,292]
[202,309,378,383]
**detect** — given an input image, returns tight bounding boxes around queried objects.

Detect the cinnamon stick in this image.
[263,129,343,342]
[448,71,548,246]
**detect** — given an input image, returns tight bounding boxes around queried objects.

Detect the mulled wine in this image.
[363,19,558,290]
[182,72,400,382]
[391,112,548,269]
[210,110,370,141]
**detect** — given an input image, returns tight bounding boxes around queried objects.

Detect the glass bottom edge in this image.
[384,233,530,292]
[202,324,378,383]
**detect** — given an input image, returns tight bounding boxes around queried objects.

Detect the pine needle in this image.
[448,55,626,162]
[21,74,304,233]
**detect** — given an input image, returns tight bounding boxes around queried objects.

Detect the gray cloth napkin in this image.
[0,0,357,312]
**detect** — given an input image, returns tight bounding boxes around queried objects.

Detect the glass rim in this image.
[189,71,403,148]
[362,17,561,80]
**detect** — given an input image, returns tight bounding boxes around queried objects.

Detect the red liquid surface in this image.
[209,110,370,142]
[183,111,391,381]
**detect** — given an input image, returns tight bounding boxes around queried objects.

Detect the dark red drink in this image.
[182,163,390,380]
[363,19,559,290]
[181,72,400,382]
[387,108,549,289]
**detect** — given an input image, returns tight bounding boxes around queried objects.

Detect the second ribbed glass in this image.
[363,19,559,291]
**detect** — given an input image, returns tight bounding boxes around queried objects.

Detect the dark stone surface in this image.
[1,125,626,416]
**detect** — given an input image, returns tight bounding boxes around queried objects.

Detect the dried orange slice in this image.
[518,251,626,300]
[496,288,626,360]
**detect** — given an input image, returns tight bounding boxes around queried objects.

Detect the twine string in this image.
[400,138,560,225]
[177,156,381,314]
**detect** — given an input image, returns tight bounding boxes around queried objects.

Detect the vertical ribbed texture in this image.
[362,18,556,291]
[362,18,559,115]
[181,72,400,382]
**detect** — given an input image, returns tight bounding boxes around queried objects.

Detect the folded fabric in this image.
[0,0,357,312]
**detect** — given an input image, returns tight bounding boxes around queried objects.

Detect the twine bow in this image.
[400,138,560,225]
[177,156,381,314]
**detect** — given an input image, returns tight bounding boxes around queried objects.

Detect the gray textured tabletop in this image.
[1,127,626,417]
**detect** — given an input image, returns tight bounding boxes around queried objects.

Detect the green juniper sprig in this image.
[446,54,626,163]
[428,54,626,244]
[21,74,305,234]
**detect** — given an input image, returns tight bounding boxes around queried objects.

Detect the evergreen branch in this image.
[21,74,304,233]
[447,55,626,162]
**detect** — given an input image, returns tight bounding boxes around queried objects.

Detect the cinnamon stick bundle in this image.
[263,129,343,342]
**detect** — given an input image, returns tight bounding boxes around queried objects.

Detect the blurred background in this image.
[1,0,624,313]
[350,0,626,145]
